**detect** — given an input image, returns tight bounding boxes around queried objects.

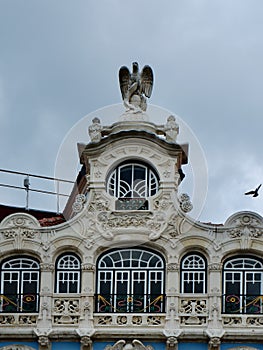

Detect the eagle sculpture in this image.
[119,62,154,112]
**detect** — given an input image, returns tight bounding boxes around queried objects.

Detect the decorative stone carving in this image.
[88,193,109,212]
[208,337,221,350]
[147,315,162,325]
[208,263,221,271]
[178,193,193,213]
[0,213,40,248]
[0,213,41,229]
[246,316,263,325]
[80,336,92,350]
[166,336,178,350]
[53,298,80,324]
[88,117,102,143]
[38,335,50,348]
[222,316,242,325]
[119,62,154,113]
[72,194,87,213]
[0,346,37,350]
[164,115,179,143]
[225,212,263,238]
[179,298,207,325]
[167,263,179,271]
[82,263,95,271]
[105,340,154,350]
[227,348,260,350]
[96,211,166,241]
[40,263,54,271]
[97,315,112,325]
[19,315,37,325]
[132,316,142,325]
[180,299,207,314]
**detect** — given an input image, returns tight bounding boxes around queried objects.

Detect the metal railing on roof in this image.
[0,168,75,214]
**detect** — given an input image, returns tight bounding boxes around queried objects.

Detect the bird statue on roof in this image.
[244,184,261,197]
[119,62,154,112]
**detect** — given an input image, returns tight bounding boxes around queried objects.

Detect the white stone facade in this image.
[0,117,262,350]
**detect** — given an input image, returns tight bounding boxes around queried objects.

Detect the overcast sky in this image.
[0,0,262,224]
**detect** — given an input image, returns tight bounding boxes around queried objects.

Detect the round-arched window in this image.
[107,161,159,210]
[223,256,263,314]
[96,248,165,313]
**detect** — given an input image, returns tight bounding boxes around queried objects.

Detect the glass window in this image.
[0,256,40,313]
[107,162,159,210]
[55,253,81,293]
[223,256,263,314]
[181,253,207,294]
[96,248,165,313]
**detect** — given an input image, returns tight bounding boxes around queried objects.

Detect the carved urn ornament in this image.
[119,62,154,112]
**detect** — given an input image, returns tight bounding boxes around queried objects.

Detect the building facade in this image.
[0,65,263,350]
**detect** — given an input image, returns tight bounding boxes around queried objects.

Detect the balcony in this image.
[0,293,39,313]
[222,294,263,314]
[95,294,165,313]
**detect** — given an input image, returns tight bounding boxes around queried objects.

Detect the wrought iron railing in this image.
[222,294,263,314]
[0,293,39,313]
[115,198,149,210]
[95,294,165,313]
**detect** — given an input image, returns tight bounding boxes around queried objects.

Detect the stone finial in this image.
[164,115,179,143]
[88,117,102,142]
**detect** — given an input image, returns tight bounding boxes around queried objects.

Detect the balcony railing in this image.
[95,294,165,313]
[115,198,149,210]
[222,294,263,314]
[0,293,39,313]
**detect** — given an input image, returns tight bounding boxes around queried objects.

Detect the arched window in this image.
[96,248,165,313]
[55,253,81,293]
[0,256,40,313]
[181,253,207,293]
[223,256,263,314]
[107,161,159,210]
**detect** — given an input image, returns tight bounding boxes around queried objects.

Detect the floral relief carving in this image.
[178,193,193,213]
[96,211,166,241]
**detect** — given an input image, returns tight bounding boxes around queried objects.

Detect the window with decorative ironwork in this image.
[107,161,159,210]
[0,256,40,313]
[96,248,165,313]
[181,253,207,293]
[55,253,81,293]
[222,256,263,314]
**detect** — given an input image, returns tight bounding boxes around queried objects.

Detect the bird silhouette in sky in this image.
[244,184,261,197]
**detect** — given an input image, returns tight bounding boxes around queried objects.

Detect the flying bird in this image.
[244,184,261,197]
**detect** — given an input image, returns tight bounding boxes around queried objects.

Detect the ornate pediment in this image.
[225,212,263,238]
[0,213,40,241]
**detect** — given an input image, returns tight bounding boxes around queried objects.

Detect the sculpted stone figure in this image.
[164,115,179,143]
[88,117,102,142]
[119,62,154,112]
